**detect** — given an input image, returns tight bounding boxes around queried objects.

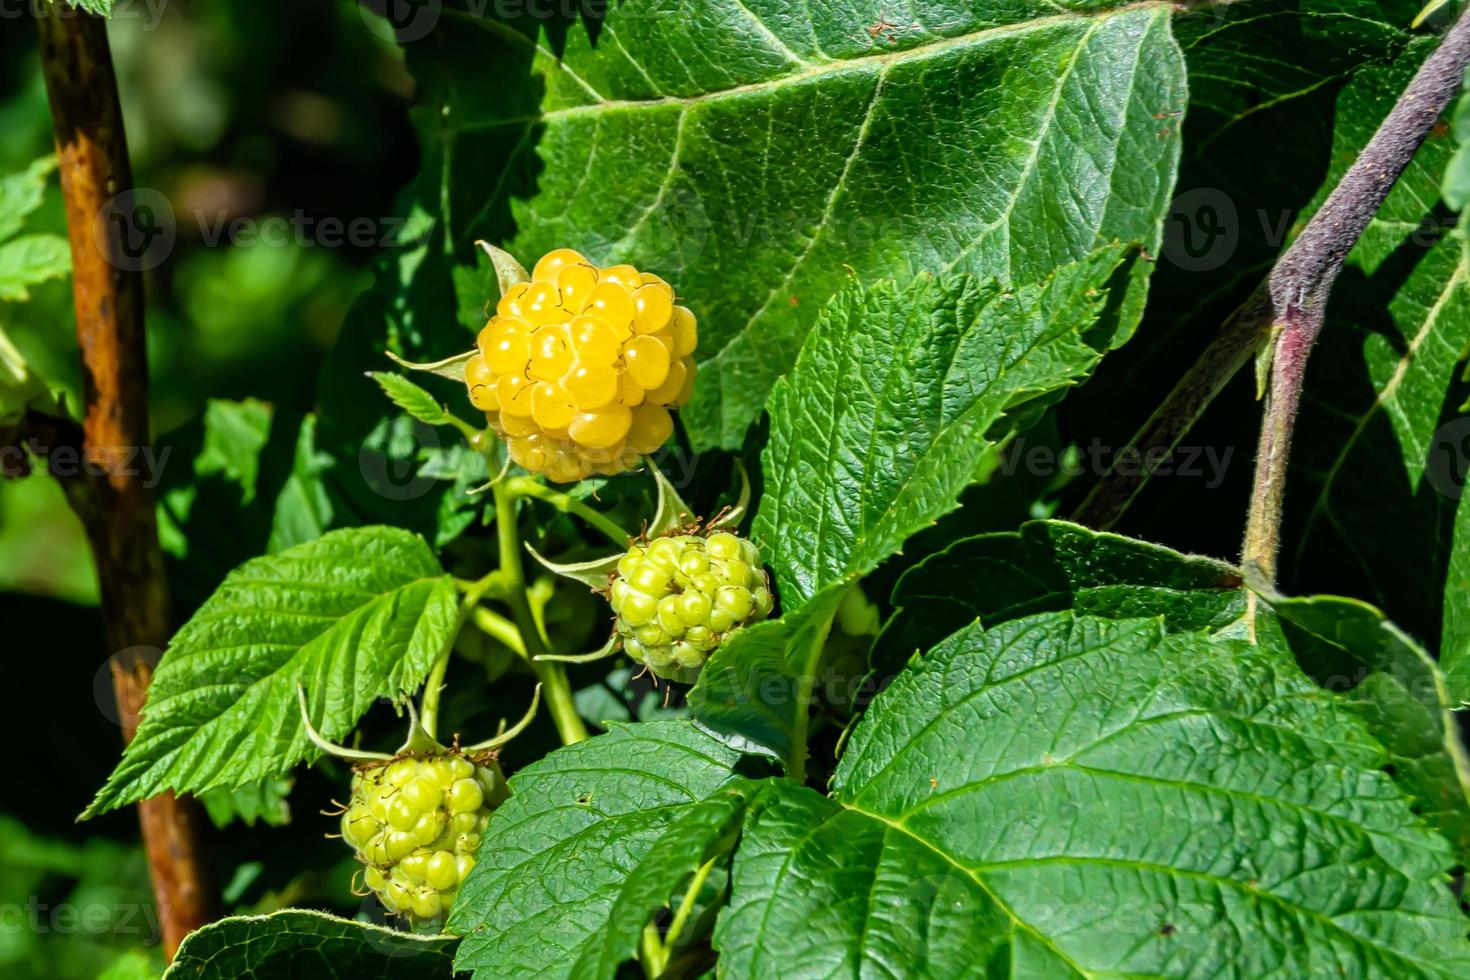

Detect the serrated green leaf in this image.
[64,0,115,16]
[0,234,70,301]
[370,371,452,426]
[1273,594,1470,863]
[755,247,1131,609]
[156,399,285,612]
[84,526,459,818]
[267,412,336,552]
[716,612,1470,977]
[687,583,847,769]
[568,784,751,980]
[164,909,457,980]
[1444,85,1470,210]
[0,155,58,243]
[892,520,1470,868]
[1446,492,1470,699]
[484,1,1184,448]
[449,721,743,979]
[198,776,293,830]
[877,519,1244,670]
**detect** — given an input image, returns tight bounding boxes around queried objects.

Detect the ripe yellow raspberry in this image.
[465,249,698,483]
[341,752,507,925]
[608,529,774,682]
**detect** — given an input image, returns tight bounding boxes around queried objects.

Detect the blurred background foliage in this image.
[0,2,419,975]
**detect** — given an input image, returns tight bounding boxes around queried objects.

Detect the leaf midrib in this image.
[452,1,1171,124]
[147,573,446,712]
[842,800,1457,979]
[767,273,1105,604]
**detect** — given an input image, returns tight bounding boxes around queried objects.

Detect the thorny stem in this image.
[504,474,630,546]
[493,481,589,745]
[36,3,211,956]
[1075,7,1470,584]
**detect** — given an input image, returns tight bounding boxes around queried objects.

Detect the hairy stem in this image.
[1242,8,1470,578]
[1073,8,1470,566]
[36,4,211,956]
[505,475,630,546]
[493,482,589,745]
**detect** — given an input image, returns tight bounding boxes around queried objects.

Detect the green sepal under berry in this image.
[524,460,744,590]
[611,529,774,683]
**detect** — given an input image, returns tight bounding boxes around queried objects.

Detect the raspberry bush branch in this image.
[1242,5,1470,581]
[35,0,211,956]
[421,570,512,741]
[1074,6,1470,562]
[492,479,589,745]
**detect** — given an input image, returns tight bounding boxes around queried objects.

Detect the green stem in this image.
[494,481,590,745]
[444,412,483,445]
[787,606,840,785]
[419,653,452,742]
[470,605,526,656]
[664,855,718,954]
[504,475,629,546]
[640,923,668,978]
[422,570,504,740]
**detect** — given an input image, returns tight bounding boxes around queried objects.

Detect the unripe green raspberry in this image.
[609,529,773,681]
[342,751,507,925]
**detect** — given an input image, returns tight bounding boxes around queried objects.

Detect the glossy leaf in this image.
[164,910,457,980]
[370,371,454,427]
[687,582,849,769]
[888,520,1470,867]
[716,612,1470,977]
[877,518,1244,670]
[449,721,744,979]
[754,246,1133,609]
[84,526,459,818]
[491,1,1185,447]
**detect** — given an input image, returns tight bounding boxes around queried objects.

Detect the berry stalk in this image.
[493,480,589,744]
[504,474,629,546]
[421,570,508,740]
[35,3,211,955]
